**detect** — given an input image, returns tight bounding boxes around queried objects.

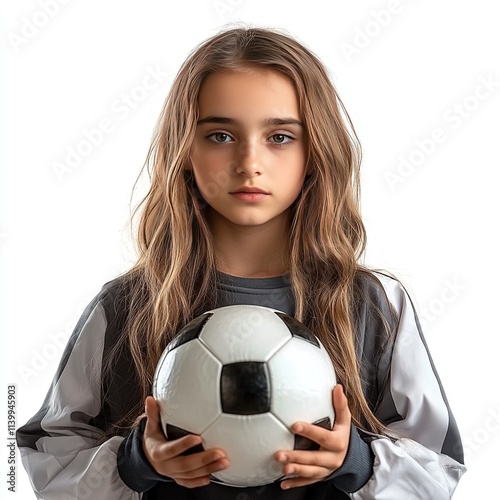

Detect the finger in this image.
[144,396,164,439]
[160,433,205,459]
[175,476,212,489]
[151,441,225,476]
[144,397,203,455]
[145,396,159,422]
[281,475,323,490]
[146,433,203,468]
[165,447,226,474]
[287,422,335,450]
[143,397,204,464]
[276,449,343,468]
[332,384,351,429]
[168,451,229,478]
[142,396,227,477]
[282,461,330,478]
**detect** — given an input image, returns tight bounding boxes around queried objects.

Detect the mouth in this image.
[229,188,270,202]
[230,187,270,194]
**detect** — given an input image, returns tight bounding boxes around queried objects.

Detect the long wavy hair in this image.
[105,26,394,438]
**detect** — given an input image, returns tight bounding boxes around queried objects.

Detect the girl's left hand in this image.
[275,384,352,490]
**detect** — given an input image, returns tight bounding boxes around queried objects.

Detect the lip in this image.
[230,186,270,194]
[229,186,270,202]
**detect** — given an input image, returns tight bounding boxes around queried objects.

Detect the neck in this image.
[209,211,291,279]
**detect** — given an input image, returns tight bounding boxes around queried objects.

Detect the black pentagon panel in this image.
[275,312,320,348]
[167,313,213,352]
[293,417,332,450]
[165,423,205,455]
[221,362,271,415]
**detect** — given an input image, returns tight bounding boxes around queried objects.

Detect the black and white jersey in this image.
[16,270,466,499]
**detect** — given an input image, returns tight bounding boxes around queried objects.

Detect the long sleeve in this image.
[117,418,176,491]
[16,286,141,500]
[326,425,374,492]
[350,273,466,499]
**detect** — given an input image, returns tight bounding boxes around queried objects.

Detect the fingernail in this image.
[294,424,303,433]
[277,453,287,463]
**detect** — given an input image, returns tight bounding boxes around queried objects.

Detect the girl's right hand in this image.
[142,396,229,488]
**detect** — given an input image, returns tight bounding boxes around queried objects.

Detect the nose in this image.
[234,141,262,176]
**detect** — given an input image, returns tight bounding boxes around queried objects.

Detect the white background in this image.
[1,0,499,498]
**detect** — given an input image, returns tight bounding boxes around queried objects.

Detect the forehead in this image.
[197,68,300,119]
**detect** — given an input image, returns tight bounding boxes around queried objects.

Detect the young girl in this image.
[17,27,466,499]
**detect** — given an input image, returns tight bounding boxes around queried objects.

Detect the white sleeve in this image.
[16,295,141,500]
[351,273,466,499]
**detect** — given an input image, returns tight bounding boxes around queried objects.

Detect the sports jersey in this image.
[16,270,466,499]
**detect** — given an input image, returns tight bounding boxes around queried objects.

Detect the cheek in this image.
[290,176,307,202]
[282,155,307,192]
[288,179,306,202]
[192,146,230,175]
[190,147,211,181]
[192,164,233,201]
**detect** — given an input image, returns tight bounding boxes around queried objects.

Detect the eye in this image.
[207,132,233,143]
[269,133,293,145]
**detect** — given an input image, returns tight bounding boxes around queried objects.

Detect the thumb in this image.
[144,396,164,438]
[332,384,351,429]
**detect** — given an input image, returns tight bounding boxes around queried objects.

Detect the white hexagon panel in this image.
[268,336,336,430]
[153,339,222,435]
[203,413,293,486]
[200,305,291,363]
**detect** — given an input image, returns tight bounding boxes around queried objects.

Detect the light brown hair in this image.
[105,26,394,437]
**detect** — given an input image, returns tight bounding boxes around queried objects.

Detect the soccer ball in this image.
[152,305,336,487]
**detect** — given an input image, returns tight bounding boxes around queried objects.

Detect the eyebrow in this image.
[197,116,304,128]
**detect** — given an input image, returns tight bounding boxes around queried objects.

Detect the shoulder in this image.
[351,269,409,407]
[77,272,142,349]
[97,272,139,321]
[100,273,134,300]
[354,268,410,318]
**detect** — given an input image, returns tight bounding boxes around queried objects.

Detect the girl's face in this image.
[190,68,307,232]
